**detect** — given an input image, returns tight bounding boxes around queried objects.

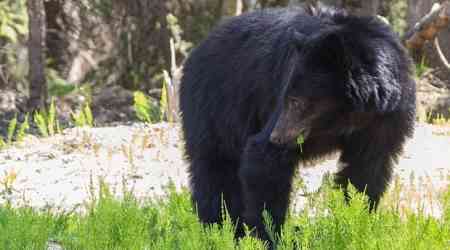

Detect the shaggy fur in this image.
[179,5,416,242]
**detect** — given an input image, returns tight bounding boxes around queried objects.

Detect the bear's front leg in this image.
[335,116,413,211]
[239,135,299,243]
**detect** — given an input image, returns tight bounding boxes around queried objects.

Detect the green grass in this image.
[0,183,449,250]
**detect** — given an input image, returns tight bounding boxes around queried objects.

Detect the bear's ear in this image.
[303,29,352,73]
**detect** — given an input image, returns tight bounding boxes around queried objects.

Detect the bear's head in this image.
[269,17,409,146]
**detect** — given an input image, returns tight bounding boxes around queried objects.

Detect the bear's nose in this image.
[269,132,285,145]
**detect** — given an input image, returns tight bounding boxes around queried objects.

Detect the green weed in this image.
[0,138,5,149]
[161,70,170,122]
[0,113,29,148]
[72,102,94,127]
[16,114,29,142]
[296,134,305,153]
[415,56,430,78]
[134,91,152,123]
[33,98,59,137]
[48,98,57,136]
[6,114,17,145]
[431,113,450,126]
[33,110,48,137]
[133,91,159,123]
[84,103,94,127]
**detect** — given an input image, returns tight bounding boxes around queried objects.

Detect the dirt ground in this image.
[0,122,449,217]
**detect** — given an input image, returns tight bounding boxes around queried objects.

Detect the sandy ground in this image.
[0,122,449,217]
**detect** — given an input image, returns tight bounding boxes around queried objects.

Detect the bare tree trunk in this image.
[27,0,48,110]
[44,0,71,75]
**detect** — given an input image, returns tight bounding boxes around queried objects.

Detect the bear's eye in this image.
[288,96,305,108]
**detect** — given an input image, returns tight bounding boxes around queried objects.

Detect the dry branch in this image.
[433,37,450,70]
[236,0,244,16]
[162,38,181,123]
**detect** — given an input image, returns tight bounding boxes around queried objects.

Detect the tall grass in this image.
[0,183,449,250]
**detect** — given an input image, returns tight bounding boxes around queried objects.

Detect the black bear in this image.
[179,5,416,242]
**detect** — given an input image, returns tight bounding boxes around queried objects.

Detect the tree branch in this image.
[403,1,450,49]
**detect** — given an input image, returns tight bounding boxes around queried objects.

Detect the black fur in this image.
[180,5,416,243]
